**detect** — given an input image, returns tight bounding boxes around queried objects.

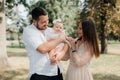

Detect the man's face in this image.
[34,15,49,30]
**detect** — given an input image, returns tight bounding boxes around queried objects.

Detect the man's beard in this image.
[36,22,47,30]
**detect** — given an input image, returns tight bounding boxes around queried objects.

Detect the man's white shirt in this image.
[23,24,63,78]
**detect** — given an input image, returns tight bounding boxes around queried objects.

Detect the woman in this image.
[66,18,100,80]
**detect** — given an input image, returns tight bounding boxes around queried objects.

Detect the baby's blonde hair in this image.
[53,18,62,24]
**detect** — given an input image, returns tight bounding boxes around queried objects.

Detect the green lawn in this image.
[92,54,120,80]
[0,42,120,80]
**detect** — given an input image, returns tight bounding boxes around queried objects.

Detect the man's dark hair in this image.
[31,7,48,20]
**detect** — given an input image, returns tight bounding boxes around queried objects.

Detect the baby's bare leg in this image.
[49,49,57,64]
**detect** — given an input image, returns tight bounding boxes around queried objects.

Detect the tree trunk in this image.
[100,25,108,53]
[100,17,108,54]
[0,0,9,67]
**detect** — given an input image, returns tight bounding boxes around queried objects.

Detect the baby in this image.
[46,18,65,41]
[45,19,67,64]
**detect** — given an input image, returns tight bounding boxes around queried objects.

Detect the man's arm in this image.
[36,38,64,54]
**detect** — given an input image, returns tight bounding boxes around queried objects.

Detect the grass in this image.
[0,41,120,80]
[7,47,27,57]
[0,69,28,80]
[92,54,120,80]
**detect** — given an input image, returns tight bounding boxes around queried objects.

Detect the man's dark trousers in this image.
[30,68,63,80]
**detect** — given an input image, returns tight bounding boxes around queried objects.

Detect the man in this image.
[23,7,68,80]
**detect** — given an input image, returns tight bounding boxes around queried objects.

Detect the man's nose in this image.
[46,21,48,25]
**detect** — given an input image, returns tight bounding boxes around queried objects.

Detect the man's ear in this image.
[33,19,37,26]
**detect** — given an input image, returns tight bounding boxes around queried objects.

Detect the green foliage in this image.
[5,0,30,44]
[80,0,119,39]
[6,0,29,8]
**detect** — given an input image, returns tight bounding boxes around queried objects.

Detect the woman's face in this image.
[77,23,83,38]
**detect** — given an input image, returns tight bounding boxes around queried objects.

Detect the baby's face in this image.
[53,22,63,33]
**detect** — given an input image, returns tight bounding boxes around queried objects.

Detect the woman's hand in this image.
[66,37,76,50]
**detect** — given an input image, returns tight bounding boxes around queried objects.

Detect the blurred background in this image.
[0,0,120,80]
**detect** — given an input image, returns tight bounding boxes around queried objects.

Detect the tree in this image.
[0,0,29,67]
[106,0,120,41]
[5,0,29,47]
[98,0,116,53]
[0,0,8,67]
[80,0,117,53]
